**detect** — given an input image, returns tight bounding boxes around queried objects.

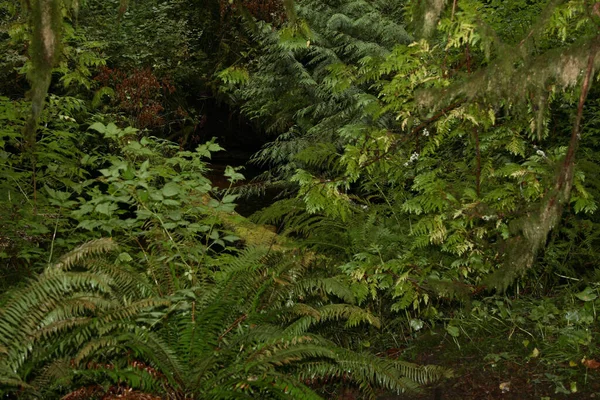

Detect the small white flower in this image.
[409,152,419,162]
[536,149,546,158]
[422,128,429,137]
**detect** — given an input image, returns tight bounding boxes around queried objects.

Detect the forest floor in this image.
[372,329,600,400]
[388,357,600,399]
[64,328,600,400]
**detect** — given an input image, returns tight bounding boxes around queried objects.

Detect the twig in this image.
[218,314,247,342]
[474,127,481,197]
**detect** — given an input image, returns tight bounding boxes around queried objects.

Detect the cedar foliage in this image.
[230,0,411,187]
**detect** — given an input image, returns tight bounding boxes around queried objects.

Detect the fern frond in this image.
[283,303,380,335]
[74,337,119,365]
[52,238,118,271]
[292,277,355,304]
[98,298,170,325]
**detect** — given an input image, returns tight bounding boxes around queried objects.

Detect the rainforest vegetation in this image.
[1,0,600,398]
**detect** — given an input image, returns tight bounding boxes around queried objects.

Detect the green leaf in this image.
[88,122,106,133]
[207,141,224,152]
[95,202,116,216]
[162,199,181,206]
[207,199,220,208]
[575,287,597,302]
[222,194,238,204]
[222,235,240,243]
[224,165,245,183]
[104,123,121,138]
[77,220,101,231]
[162,182,180,197]
[446,325,460,337]
[136,209,153,220]
[410,319,424,331]
[117,252,133,262]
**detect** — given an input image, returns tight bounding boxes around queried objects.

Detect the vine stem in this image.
[451,0,458,20]
[474,127,481,197]
[558,43,596,194]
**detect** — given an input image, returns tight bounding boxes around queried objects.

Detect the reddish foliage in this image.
[219,0,285,24]
[95,67,175,130]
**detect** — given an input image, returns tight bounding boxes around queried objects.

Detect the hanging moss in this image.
[487,47,597,291]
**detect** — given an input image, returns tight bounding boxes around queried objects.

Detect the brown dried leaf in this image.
[582,358,600,369]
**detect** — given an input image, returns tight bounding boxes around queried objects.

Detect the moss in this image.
[24,0,62,146]
[217,209,289,249]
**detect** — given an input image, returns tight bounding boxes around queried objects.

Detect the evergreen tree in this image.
[227,0,411,195]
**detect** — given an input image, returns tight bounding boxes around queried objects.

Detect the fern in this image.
[0,240,448,398]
